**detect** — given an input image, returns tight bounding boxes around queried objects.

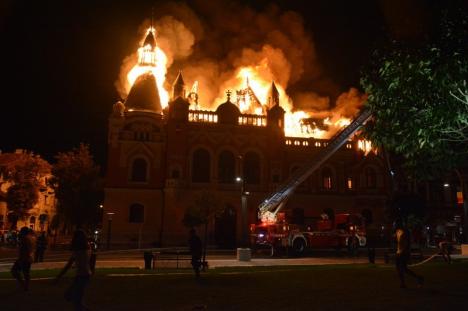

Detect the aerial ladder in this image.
[258,109,373,223]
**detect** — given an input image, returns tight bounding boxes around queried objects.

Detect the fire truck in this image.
[251,109,372,256]
[251,212,367,256]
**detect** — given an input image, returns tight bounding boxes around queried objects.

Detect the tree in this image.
[3,152,51,229]
[49,144,102,230]
[361,9,468,178]
[182,191,225,264]
[361,7,468,238]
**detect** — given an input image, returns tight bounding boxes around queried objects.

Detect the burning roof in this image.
[115,4,367,139]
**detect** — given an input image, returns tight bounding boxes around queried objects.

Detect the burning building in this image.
[104,23,390,247]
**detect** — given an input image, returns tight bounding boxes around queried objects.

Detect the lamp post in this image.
[106,212,115,250]
[236,156,251,261]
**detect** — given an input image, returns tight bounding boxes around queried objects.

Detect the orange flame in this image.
[357,139,374,155]
[126,27,169,109]
[122,27,362,140]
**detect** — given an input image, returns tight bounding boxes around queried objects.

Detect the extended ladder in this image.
[258,109,372,222]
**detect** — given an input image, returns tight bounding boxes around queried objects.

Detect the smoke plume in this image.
[116,0,365,118]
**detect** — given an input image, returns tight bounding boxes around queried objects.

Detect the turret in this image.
[267,82,285,131]
[172,70,186,100]
[267,81,280,108]
[139,29,157,66]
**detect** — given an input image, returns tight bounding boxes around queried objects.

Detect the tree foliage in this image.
[3,152,51,227]
[49,144,102,229]
[361,9,468,179]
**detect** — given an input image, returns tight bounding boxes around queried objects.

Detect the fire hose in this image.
[408,253,441,267]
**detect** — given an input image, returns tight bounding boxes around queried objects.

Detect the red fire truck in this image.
[251,110,372,256]
[251,213,367,256]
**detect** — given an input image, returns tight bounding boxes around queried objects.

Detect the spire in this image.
[172,70,186,100]
[139,22,157,66]
[143,30,156,49]
[268,81,280,108]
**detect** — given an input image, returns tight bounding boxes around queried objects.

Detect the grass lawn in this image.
[0,261,467,310]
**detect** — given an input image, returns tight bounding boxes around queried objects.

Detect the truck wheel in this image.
[292,238,306,256]
[348,237,359,256]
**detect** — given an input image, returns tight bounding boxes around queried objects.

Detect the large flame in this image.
[126,28,170,109]
[122,27,359,139]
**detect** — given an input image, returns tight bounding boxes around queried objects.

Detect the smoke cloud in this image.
[116,0,365,118]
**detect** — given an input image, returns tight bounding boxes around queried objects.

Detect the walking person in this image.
[35,231,48,263]
[438,234,452,264]
[11,227,36,291]
[394,221,424,288]
[54,230,92,311]
[188,228,202,278]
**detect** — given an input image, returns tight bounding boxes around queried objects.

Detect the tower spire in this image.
[172,70,186,100]
[268,81,280,108]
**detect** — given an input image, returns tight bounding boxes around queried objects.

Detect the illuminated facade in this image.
[0,150,56,233]
[104,69,391,247]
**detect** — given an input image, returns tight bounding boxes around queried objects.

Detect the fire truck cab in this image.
[251,213,367,256]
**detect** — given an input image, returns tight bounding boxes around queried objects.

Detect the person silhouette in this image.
[394,221,424,288]
[188,228,202,278]
[54,230,92,310]
[11,227,35,291]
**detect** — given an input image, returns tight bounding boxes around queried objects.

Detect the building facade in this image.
[0,150,57,233]
[104,68,391,247]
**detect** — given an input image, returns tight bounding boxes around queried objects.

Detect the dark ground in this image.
[0,261,467,311]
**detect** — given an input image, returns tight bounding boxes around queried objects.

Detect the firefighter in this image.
[394,221,424,288]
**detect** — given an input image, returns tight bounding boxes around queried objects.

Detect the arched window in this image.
[322,167,333,190]
[131,158,148,182]
[218,150,236,183]
[243,152,261,184]
[171,169,180,179]
[129,204,144,223]
[192,148,211,182]
[365,167,377,188]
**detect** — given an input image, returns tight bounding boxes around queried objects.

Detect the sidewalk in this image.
[0,256,371,272]
[1,254,466,273]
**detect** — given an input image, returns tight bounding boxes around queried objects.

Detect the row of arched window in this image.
[128,150,380,189]
[192,149,261,184]
[319,166,378,190]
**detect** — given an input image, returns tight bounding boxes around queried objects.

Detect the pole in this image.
[241,191,248,247]
[106,216,112,250]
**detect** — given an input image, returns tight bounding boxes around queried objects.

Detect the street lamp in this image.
[236,156,251,261]
[106,212,115,250]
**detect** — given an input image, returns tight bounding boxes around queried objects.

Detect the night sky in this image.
[0,0,455,169]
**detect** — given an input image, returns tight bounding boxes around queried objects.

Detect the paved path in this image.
[2,255,467,272]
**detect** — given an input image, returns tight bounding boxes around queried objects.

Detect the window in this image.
[192,148,211,182]
[243,152,261,184]
[272,174,280,183]
[347,177,353,190]
[365,167,377,188]
[218,150,236,183]
[129,204,144,223]
[171,169,180,179]
[29,216,36,230]
[322,168,333,190]
[131,158,148,182]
